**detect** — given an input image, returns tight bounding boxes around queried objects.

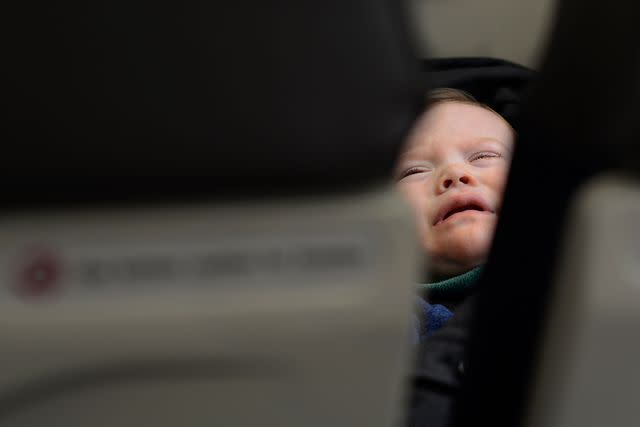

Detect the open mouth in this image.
[434,196,493,226]
[443,203,486,221]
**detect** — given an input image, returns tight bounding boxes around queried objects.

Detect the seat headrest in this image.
[422,57,537,131]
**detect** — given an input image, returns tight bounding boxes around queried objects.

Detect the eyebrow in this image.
[471,137,514,152]
[481,137,515,154]
[398,136,513,159]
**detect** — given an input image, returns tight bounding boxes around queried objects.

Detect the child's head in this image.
[395,88,515,276]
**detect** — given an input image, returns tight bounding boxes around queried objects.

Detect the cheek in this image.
[397,183,432,228]
[483,166,510,194]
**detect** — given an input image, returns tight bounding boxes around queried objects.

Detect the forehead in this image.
[403,102,514,154]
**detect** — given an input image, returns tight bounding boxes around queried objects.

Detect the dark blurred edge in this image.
[0,1,425,211]
[454,1,640,427]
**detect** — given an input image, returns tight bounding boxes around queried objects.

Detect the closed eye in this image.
[469,151,502,162]
[397,166,431,181]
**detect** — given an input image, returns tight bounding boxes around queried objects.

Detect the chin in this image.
[425,223,494,274]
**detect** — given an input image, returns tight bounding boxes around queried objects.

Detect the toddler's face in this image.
[396,102,514,275]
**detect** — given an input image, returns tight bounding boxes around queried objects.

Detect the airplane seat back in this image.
[0,189,420,427]
[0,2,426,426]
[524,172,640,427]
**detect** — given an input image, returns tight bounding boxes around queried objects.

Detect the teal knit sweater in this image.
[418,266,483,299]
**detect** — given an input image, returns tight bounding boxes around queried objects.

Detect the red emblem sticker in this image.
[15,249,63,298]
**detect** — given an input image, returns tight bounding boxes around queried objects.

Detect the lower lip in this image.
[435,210,493,226]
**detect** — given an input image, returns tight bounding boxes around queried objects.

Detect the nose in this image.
[435,164,477,194]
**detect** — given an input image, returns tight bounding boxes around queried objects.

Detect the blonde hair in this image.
[426,88,515,133]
